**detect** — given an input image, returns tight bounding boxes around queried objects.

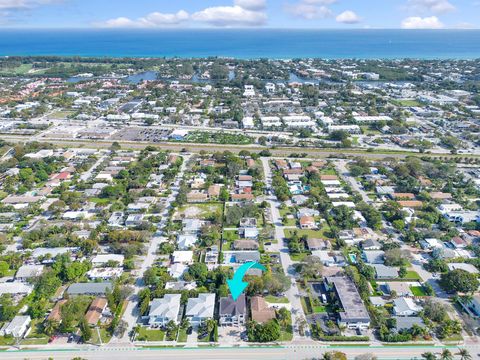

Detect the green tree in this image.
[457,349,472,360]
[80,318,92,342]
[441,269,479,294]
[421,352,436,360]
[439,349,453,360]
[0,261,9,276]
[246,320,280,342]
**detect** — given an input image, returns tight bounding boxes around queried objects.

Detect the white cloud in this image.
[0,0,60,10]
[401,15,444,29]
[99,10,189,28]
[192,5,266,26]
[99,1,267,28]
[287,3,332,19]
[301,0,337,4]
[336,10,361,24]
[234,0,266,11]
[286,0,337,19]
[406,0,456,14]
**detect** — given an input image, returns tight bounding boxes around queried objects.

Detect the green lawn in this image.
[410,286,428,297]
[91,328,112,345]
[0,337,14,346]
[90,197,112,205]
[300,297,312,315]
[50,110,75,119]
[313,305,327,313]
[137,328,165,342]
[223,229,239,241]
[289,253,308,262]
[21,338,49,345]
[279,325,293,342]
[391,99,422,107]
[177,328,188,342]
[404,270,422,281]
[0,63,33,76]
[265,295,289,304]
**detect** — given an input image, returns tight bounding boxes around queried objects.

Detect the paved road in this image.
[2,344,479,360]
[80,153,108,181]
[335,160,372,204]
[261,158,309,340]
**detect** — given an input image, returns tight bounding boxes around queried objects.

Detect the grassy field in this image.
[410,286,428,296]
[0,64,33,76]
[290,253,308,262]
[279,325,293,342]
[404,271,422,281]
[91,328,112,345]
[391,99,422,107]
[137,328,165,342]
[50,110,75,119]
[177,328,188,342]
[90,197,111,205]
[21,338,49,345]
[265,295,290,304]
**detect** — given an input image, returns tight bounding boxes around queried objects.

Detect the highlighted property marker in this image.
[227,262,266,301]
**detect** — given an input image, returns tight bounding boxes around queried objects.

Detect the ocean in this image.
[0,29,479,59]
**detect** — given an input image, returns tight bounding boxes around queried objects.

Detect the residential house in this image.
[0,316,31,338]
[172,251,194,265]
[362,250,385,264]
[177,234,198,250]
[15,265,44,282]
[373,264,399,280]
[85,297,108,326]
[67,282,112,296]
[148,294,182,327]
[185,293,216,326]
[251,296,276,324]
[393,298,422,317]
[219,295,247,327]
[306,238,330,251]
[233,240,259,250]
[299,216,316,229]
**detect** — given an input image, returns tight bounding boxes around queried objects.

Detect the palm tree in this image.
[439,349,453,360]
[181,318,190,329]
[421,352,437,360]
[44,319,59,337]
[457,348,472,360]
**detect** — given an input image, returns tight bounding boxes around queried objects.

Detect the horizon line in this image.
[0,27,479,31]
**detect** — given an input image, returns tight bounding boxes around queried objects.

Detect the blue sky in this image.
[0,0,479,29]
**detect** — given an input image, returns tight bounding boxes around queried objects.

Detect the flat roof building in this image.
[325,277,371,330]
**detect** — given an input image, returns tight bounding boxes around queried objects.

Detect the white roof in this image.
[0,282,33,295]
[87,267,123,279]
[186,293,215,319]
[448,263,479,274]
[91,254,125,265]
[149,294,181,319]
[172,251,194,263]
[31,247,77,258]
[168,263,188,278]
[177,234,198,250]
[15,265,44,279]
